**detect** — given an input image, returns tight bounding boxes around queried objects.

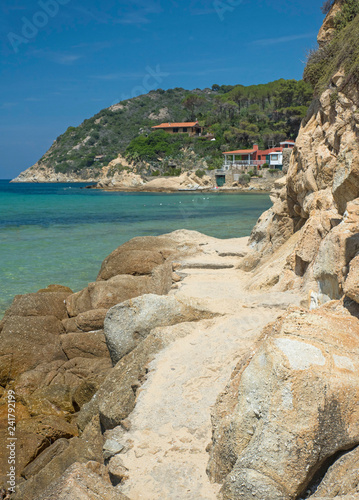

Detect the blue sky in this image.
[1,0,324,178]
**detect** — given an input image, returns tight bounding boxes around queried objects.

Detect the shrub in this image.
[238,174,251,185]
[195,169,205,178]
[321,0,334,15]
[151,170,160,176]
[304,13,359,94]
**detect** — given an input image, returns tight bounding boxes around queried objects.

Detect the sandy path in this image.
[111,238,301,499]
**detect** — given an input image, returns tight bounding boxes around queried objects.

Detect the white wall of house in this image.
[269,152,283,167]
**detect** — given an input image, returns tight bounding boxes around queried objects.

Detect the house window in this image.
[258,155,261,160]
[183,127,187,132]
[271,154,278,160]
[173,128,179,133]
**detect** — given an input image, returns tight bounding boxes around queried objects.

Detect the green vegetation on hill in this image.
[36,79,313,177]
[305,1,359,95]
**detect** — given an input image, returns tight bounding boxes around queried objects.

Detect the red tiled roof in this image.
[152,122,199,129]
[223,149,256,155]
[223,146,284,155]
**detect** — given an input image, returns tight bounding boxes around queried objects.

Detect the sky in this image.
[0,0,325,179]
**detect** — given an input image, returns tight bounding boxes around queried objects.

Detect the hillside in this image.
[12,79,312,182]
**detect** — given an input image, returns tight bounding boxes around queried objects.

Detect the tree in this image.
[321,0,334,14]
[182,94,205,120]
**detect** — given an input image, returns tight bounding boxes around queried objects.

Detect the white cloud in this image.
[251,33,317,46]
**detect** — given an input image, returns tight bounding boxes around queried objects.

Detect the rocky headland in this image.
[2,2,359,499]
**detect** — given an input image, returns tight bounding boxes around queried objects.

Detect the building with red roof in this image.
[222,141,295,171]
[151,121,203,136]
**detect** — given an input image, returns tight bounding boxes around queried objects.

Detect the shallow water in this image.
[0,180,271,316]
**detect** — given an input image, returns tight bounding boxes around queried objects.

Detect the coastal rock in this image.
[104,293,213,364]
[87,275,152,310]
[312,446,359,498]
[248,62,359,303]
[11,164,99,183]
[317,0,344,47]
[37,284,73,294]
[208,307,359,500]
[13,416,104,500]
[15,357,112,398]
[74,308,108,332]
[97,248,166,281]
[36,462,129,500]
[344,255,359,304]
[21,438,70,480]
[0,414,78,487]
[60,332,110,360]
[0,315,65,383]
[3,291,70,320]
[66,288,92,317]
[97,170,144,190]
[140,171,215,192]
[97,235,178,281]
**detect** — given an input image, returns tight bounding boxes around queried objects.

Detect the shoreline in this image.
[87,184,272,194]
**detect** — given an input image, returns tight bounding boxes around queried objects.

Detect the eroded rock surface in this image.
[208,306,359,500]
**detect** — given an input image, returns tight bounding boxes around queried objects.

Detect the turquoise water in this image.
[0,180,271,317]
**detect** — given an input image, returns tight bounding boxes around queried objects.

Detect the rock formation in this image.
[2,2,359,499]
[206,3,359,498]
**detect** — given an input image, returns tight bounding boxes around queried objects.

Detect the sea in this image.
[0,180,271,318]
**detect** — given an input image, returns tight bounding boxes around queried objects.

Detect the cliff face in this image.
[250,5,359,306]
[11,163,100,183]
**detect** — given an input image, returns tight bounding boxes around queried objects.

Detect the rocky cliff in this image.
[206,2,359,498]
[2,3,359,500]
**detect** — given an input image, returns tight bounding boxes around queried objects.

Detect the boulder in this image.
[0,414,78,488]
[75,308,108,332]
[60,332,110,360]
[36,284,73,294]
[24,384,75,417]
[15,357,112,400]
[36,462,129,500]
[312,446,359,498]
[0,316,65,384]
[343,254,359,304]
[62,317,81,333]
[208,307,359,500]
[104,293,214,364]
[4,291,70,320]
[87,275,152,310]
[97,235,177,281]
[66,289,92,317]
[22,438,70,479]
[97,249,165,281]
[13,416,104,500]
